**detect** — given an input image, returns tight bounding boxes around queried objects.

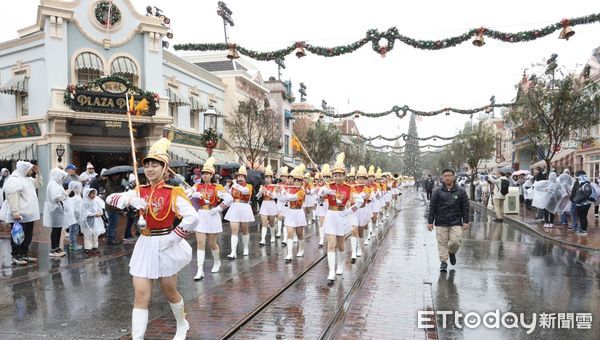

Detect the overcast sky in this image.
[2,1,599,148]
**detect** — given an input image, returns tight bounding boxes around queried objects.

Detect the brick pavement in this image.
[474,202,600,250]
[334,200,437,340]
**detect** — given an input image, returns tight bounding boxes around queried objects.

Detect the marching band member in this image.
[106,138,197,340]
[366,166,380,244]
[278,164,308,263]
[383,172,393,218]
[319,153,363,286]
[302,172,315,226]
[189,157,232,280]
[315,164,332,248]
[276,166,289,241]
[347,166,356,185]
[349,166,372,263]
[375,168,384,226]
[392,173,400,209]
[224,166,254,259]
[257,165,279,245]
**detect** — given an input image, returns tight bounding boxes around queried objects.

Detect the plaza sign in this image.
[64,76,158,116]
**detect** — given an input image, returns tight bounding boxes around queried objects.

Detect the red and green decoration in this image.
[359,133,459,142]
[95,0,121,27]
[63,75,160,115]
[292,102,513,119]
[199,128,222,156]
[174,13,600,60]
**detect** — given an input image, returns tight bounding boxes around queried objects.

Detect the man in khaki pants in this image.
[427,169,470,271]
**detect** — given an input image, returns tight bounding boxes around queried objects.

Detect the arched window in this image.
[74,52,104,85]
[111,56,138,85]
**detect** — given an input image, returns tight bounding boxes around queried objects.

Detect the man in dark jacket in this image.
[104,174,125,245]
[424,174,435,201]
[427,168,470,271]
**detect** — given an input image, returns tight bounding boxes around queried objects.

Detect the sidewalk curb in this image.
[471,201,600,252]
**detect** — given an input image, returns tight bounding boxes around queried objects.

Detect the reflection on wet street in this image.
[0,190,598,339]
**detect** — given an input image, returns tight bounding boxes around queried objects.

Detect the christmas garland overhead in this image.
[354,142,451,150]
[292,103,513,119]
[359,133,458,142]
[174,13,600,59]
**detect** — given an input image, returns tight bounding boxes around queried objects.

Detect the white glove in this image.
[159,230,184,251]
[130,197,147,210]
[209,208,220,216]
[184,188,195,198]
[204,199,211,206]
[339,209,351,217]
[192,192,203,199]
[336,199,342,206]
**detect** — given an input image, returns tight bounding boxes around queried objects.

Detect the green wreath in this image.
[95,1,121,27]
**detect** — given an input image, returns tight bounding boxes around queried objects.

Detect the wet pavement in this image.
[0,190,599,339]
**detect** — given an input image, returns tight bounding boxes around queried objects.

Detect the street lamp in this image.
[204,106,218,131]
[56,144,65,163]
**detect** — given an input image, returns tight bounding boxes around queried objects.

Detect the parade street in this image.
[0,190,597,339]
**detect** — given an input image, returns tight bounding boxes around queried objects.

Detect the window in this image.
[594,163,600,182]
[74,52,104,85]
[169,103,178,124]
[284,135,290,155]
[190,110,199,131]
[285,117,290,129]
[77,68,101,85]
[111,57,138,85]
[18,93,28,117]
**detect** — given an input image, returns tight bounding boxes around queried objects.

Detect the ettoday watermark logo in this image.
[417,310,593,334]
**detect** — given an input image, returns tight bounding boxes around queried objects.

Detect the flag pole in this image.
[125,92,146,228]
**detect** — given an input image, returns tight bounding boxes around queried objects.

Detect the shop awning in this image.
[531,149,575,170]
[166,88,189,106]
[74,52,103,71]
[0,74,28,95]
[189,96,205,112]
[169,145,209,164]
[111,57,138,76]
[284,109,294,120]
[0,142,36,160]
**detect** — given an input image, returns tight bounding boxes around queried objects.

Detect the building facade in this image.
[0,0,228,203]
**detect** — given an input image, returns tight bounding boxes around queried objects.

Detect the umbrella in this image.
[246,169,265,189]
[512,170,530,177]
[169,159,188,168]
[219,163,241,170]
[498,166,514,174]
[456,171,467,177]
[103,165,134,177]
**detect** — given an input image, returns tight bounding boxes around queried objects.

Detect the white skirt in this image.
[323,210,351,236]
[358,206,372,226]
[129,234,192,279]
[315,200,329,217]
[192,209,223,234]
[348,210,360,227]
[259,200,279,216]
[369,201,381,213]
[277,200,288,216]
[385,192,393,202]
[284,208,307,227]
[391,188,400,195]
[225,202,255,223]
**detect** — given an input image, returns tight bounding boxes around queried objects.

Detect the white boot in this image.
[350,236,357,261]
[269,227,276,243]
[276,220,283,237]
[211,248,221,273]
[131,308,148,340]
[242,234,250,256]
[285,240,293,262]
[169,298,190,340]
[319,226,325,246]
[228,235,238,259]
[194,250,205,280]
[336,250,344,275]
[297,240,304,257]
[357,238,364,257]
[327,251,336,281]
[366,222,372,243]
[282,227,288,245]
[259,227,267,245]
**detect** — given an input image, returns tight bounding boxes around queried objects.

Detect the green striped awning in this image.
[166,88,189,106]
[75,52,104,71]
[189,96,205,111]
[111,57,138,75]
[0,74,28,95]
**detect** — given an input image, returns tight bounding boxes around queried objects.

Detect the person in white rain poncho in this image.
[532,172,567,228]
[65,181,84,252]
[523,175,535,210]
[0,161,42,265]
[43,168,69,257]
[80,187,105,257]
[557,170,575,226]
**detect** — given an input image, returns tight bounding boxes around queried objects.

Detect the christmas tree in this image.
[401,114,422,178]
